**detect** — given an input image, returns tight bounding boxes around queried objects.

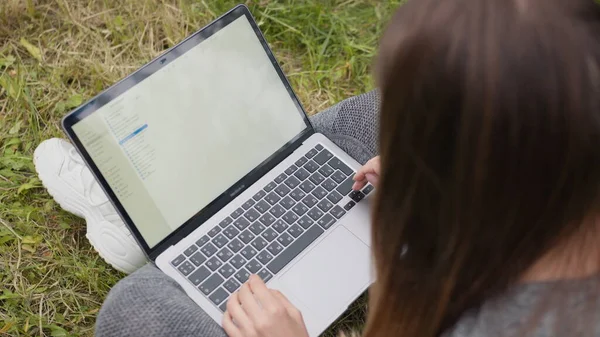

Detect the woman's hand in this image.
[353,155,380,190]
[223,274,309,337]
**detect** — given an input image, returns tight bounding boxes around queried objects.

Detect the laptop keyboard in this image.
[169,144,373,312]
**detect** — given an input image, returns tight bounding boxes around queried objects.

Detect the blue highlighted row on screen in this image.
[119,124,148,145]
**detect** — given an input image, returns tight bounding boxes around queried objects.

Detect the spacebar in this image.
[267,225,324,274]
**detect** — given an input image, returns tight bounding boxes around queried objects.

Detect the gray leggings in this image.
[95,91,380,337]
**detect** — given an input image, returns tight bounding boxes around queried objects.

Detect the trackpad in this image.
[279,226,371,320]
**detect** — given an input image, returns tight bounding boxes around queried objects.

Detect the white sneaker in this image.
[34,138,147,274]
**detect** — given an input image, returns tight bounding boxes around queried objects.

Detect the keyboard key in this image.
[261,228,278,241]
[327,191,343,204]
[230,254,247,269]
[331,170,348,184]
[302,195,318,208]
[184,245,198,257]
[234,268,251,283]
[218,263,235,278]
[277,232,294,246]
[313,149,333,165]
[206,256,223,271]
[208,227,221,238]
[330,205,346,219]
[309,172,325,185]
[256,251,273,264]
[227,238,244,253]
[196,235,209,247]
[282,211,298,225]
[349,190,365,202]
[223,226,240,240]
[254,200,270,213]
[269,204,286,218]
[363,184,374,195]
[201,243,218,257]
[312,186,328,199]
[343,200,356,211]
[267,241,284,256]
[336,177,354,196]
[199,273,224,295]
[328,158,354,175]
[219,217,233,228]
[306,148,318,158]
[171,254,186,266]
[318,164,334,177]
[292,203,309,216]
[317,199,334,212]
[315,144,324,151]
[241,246,258,260]
[285,164,298,175]
[321,179,337,191]
[233,217,250,230]
[190,251,207,266]
[251,237,268,250]
[231,208,244,219]
[249,223,266,236]
[188,266,211,286]
[264,181,277,192]
[265,192,281,205]
[274,184,291,197]
[295,157,308,167]
[217,248,234,262]
[272,219,289,233]
[244,208,260,222]
[308,207,324,221]
[284,176,301,189]
[318,213,336,229]
[294,168,310,181]
[280,196,295,209]
[288,224,304,238]
[242,199,255,210]
[290,188,306,201]
[297,216,314,229]
[267,225,324,274]
[209,287,229,306]
[274,173,287,184]
[245,259,262,273]
[299,181,315,193]
[253,190,266,201]
[239,230,255,244]
[223,278,241,293]
[177,261,195,276]
[258,269,273,282]
[259,213,276,226]
[303,160,319,173]
[212,234,229,248]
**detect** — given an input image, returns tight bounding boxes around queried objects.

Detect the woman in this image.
[222,0,600,335]
[39,0,600,335]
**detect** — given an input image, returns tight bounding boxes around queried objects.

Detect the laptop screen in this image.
[71,15,307,248]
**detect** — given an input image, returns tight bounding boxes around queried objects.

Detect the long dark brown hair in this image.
[364,0,600,336]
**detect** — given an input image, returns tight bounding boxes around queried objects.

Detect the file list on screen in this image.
[72,15,306,247]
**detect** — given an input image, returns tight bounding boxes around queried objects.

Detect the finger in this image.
[365,173,379,186]
[248,274,278,310]
[352,180,368,191]
[353,160,375,181]
[222,310,243,337]
[226,292,254,333]
[271,289,299,314]
[238,281,262,320]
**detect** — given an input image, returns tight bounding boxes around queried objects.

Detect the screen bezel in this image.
[61,4,314,260]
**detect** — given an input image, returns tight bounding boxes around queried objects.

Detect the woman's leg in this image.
[95,90,380,336]
[310,90,380,164]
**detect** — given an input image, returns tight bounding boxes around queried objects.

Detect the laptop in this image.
[62,5,374,336]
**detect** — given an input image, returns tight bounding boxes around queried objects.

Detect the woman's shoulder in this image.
[444,274,600,337]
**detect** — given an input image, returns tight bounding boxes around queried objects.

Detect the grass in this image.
[0,0,399,336]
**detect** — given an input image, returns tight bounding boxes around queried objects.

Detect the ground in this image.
[0,1,399,336]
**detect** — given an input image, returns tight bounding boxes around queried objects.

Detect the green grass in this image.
[0,1,398,335]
